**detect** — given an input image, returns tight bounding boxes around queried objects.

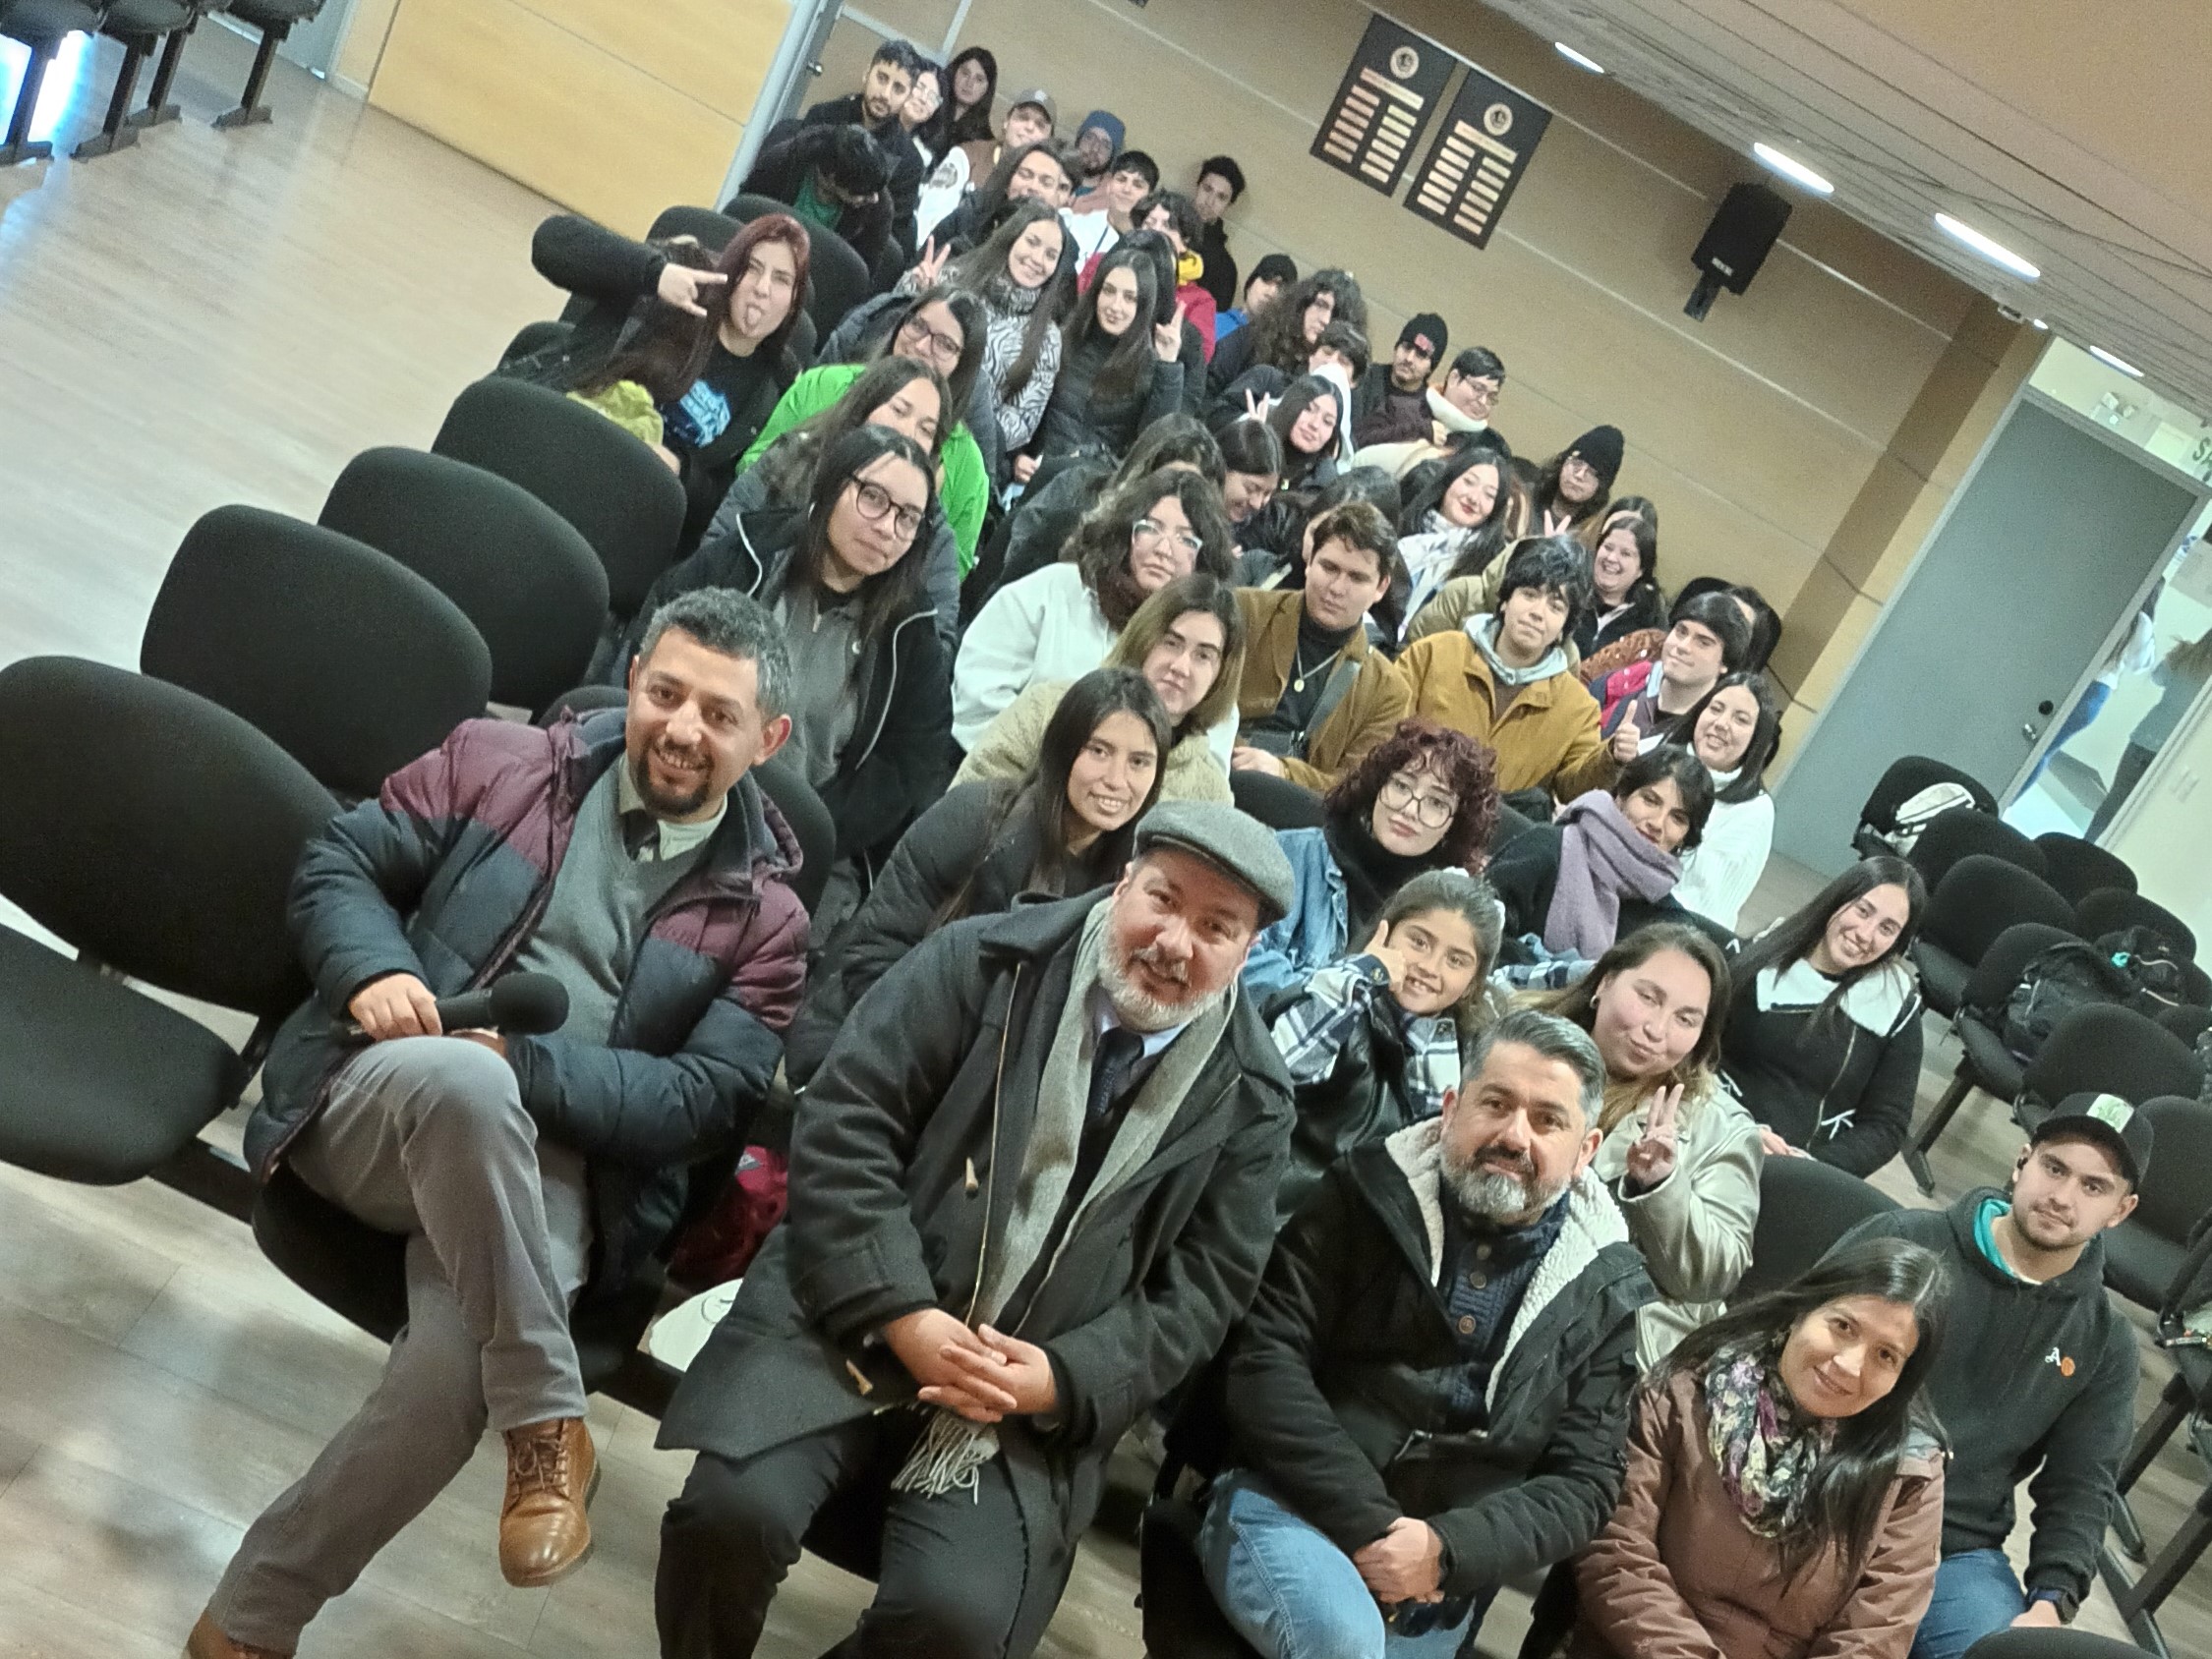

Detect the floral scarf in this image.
[1703,1344,1836,1538]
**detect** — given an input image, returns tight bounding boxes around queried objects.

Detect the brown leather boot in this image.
[183,1610,292,1658]
[498,1416,598,1587]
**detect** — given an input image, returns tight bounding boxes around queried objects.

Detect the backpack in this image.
[1880,781,1977,857]
[2000,929,2189,1062]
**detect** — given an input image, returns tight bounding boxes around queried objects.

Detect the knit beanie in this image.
[1398,312,1450,365]
[1567,425,1625,493]
[1077,110,1127,156]
[1252,253,1299,287]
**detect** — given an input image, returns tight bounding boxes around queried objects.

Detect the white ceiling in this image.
[1474,0,2212,416]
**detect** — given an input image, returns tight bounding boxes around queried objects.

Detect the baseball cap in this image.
[2032,1092,2155,1187]
[1008,88,1056,129]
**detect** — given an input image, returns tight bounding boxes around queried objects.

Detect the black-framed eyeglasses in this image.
[1132,516,1204,557]
[1378,773,1457,829]
[849,479,924,540]
[897,316,964,365]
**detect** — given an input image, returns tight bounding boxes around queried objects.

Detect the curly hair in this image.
[1071,467,1235,631]
[1243,268,1367,377]
[1323,717,1499,875]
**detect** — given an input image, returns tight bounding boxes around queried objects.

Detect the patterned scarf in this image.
[1703,1344,1837,1538]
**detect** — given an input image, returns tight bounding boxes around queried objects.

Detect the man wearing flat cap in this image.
[654,801,1298,1659]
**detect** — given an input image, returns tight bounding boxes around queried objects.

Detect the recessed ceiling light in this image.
[1752,143,1834,196]
[2089,345,2145,378]
[2030,317,2049,330]
[1932,211,2041,281]
[1554,42,1606,74]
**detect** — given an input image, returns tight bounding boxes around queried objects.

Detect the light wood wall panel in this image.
[369,0,786,238]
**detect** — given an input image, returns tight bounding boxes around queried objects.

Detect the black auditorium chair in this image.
[722,192,871,336]
[2011,1003,2204,1137]
[2106,1214,2212,1587]
[496,318,572,371]
[0,0,102,165]
[434,375,688,626]
[0,657,334,1185]
[647,203,741,250]
[2156,1001,2212,1048]
[141,505,493,801]
[1229,769,1326,830]
[1904,921,2077,1195]
[320,447,610,715]
[1731,1156,1898,1303]
[122,0,219,129]
[1849,756,1997,860]
[1906,806,2047,892]
[71,0,193,158]
[210,0,320,130]
[2032,831,2134,905]
[2100,1096,2212,1314]
[1962,1632,2156,1659]
[1909,855,2074,1019]
[2075,886,2196,963]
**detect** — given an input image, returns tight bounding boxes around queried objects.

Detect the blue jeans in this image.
[1910,1548,2027,1659]
[1199,1470,1484,1659]
[2025,681,2113,787]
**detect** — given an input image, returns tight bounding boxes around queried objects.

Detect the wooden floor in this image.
[0,32,2207,1659]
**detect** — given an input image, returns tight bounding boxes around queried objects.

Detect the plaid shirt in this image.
[1268,955,1462,1117]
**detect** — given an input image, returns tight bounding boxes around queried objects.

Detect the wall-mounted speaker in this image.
[1686,182,1792,319]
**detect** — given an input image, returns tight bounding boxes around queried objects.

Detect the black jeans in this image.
[657,1412,1031,1659]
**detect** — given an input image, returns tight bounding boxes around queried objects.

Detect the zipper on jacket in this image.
[960,962,1020,1326]
[847,607,934,773]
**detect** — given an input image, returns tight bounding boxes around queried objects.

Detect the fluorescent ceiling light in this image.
[1932,211,2041,281]
[1752,142,1834,196]
[2030,317,2049,330]
[2089,345,2145,378]
[1554,42,1606,74]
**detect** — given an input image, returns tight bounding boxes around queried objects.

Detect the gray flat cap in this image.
[1132,801,1295,925]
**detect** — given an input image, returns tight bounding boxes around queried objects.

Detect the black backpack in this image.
[2001,928,2188,1062]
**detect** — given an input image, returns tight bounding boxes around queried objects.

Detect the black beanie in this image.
[1567,424,1625,493]
[1398,312,1449,364]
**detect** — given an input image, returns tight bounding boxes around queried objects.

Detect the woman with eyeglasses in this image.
[736,285,990,584]
[954,465,1234,750]
[786,665,1171,1085]
[1024,241,1187,472]
[620,426,951,881]
[1241,719,1500,1001]
[1534,426,1623,541]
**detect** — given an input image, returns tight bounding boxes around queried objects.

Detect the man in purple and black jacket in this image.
[187,590,808,1659]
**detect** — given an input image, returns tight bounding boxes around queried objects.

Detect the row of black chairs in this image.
[0,0,317,165]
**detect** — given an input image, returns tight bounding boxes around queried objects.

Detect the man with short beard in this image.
[1837,1097,2149,1659]
[185,590,808,1659]
[654,801,1297,1659]
[1200,1009,1654,1659]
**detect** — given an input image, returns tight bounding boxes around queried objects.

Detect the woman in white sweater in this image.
[953,465,1234,748]
[1671,671,1782,934]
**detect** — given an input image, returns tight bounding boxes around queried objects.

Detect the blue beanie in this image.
[1077,110,1127,155]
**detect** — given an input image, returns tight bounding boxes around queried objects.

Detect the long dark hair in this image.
[1266,374,1341,487]
[1730,856,1928,1036]
[1664,1237,1950,1580]
[1613,743,1717,853]
[752,358,951,506]
[1530,922,1732,1130]
[1683,671,1783,804]
[1064,242,1163,405]
[924,45,997,154]
[564,242,716,402]
[966,139,1081,231]
[872,285,985,427]
[1108,570,1247,742]
[1324,718,1499,876]
[791,426,937,637]
[1410,448,1514,584]
[947,199,1075,403]
[1242,268,1367,377]
[1112,413,1225,486]
[1533,446,1609,539]
[1071,466,1235,630]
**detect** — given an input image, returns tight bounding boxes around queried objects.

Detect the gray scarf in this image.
[1466,613,1567,688]
[893,900,1234,1497]
[1544,789,1681,957]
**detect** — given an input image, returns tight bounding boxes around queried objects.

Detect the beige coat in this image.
[953,679,1233,804]
[1592,1075,1764,1369]
[1573,1368,1944,1659]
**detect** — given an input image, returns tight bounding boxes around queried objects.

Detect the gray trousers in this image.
[211,1037,592,1648]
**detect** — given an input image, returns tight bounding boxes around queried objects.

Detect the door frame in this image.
[1776,381,2210,813]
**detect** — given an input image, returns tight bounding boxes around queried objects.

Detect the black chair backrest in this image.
[142,506,493,801]
[1957,921,2081,1022]
[1908,807,2047,891]
[1734,1156,1899,1302]
[498,317,573,370]
[2074,886,2196,963]
[2155,1002,2212,1047]
[2127,1096,2212,1250]
[1230,769,1327,830]
[320,448,611,714]
[1922,856,2076,970]
[2031,831,2135,904]
[0,658,333,1016]
[721,192,870,336]
[432,375,686,618]
[646,203,742,250]
[1859,755,1997,832]
[2022,1001,2206,1111]
[1958,1626,2162,1659]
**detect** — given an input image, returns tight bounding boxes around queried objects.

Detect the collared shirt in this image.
[1434,1193,1570,1428]
[1089,985,1191,1095]
[615,761,726,863]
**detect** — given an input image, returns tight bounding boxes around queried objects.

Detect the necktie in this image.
[1086,1027,1146,1123]
[620,810,662,861]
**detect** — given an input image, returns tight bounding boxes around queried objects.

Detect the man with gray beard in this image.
[655,801,1297,1659]
[1201,1009,1656,1659]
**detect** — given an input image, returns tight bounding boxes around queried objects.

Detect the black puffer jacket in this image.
[1034,331,1185,461]
[1223,1120,1653,1593]
[611,508,951,865]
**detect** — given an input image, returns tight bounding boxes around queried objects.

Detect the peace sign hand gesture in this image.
[1624,1082,1684,1189]
[910,236,950,292]
[1154,300,1186,364]
[1242,386,1277,423]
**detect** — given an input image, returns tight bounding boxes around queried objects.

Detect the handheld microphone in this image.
[343,972,570,1039]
